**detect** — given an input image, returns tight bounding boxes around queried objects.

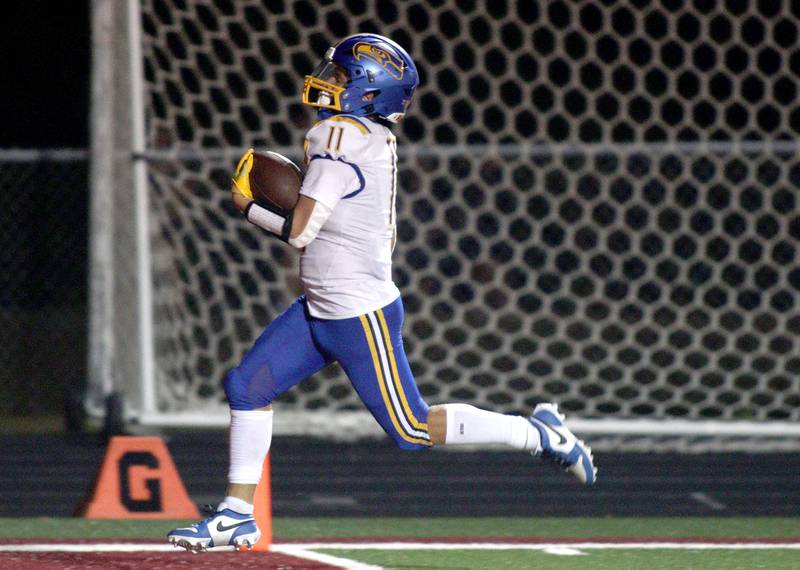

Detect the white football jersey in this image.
[298,115,400,319]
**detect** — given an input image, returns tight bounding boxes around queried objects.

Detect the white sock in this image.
[443,403,540,451]
[228,409,273,485]
[218,495,254,515]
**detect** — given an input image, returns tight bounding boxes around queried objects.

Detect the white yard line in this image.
[292,542,800,550]
[542,547,586,556]
[2,541,800,558]
[272,544,383,569]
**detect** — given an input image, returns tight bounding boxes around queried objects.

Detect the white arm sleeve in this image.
[245,203,287,235]
[288,200,332,248]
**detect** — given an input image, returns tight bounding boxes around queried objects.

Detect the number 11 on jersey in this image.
[326,126,344,152]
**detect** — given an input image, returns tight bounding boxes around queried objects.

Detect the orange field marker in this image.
[80,436,200,519]
[250,454,273,551]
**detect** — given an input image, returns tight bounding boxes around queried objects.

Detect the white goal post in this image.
[88,0,800,450]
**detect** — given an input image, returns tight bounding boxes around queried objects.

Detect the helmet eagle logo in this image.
[352,42,404,80]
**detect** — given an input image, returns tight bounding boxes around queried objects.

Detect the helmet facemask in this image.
[302,48,350,111]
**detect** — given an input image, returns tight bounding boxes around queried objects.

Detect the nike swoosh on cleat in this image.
[548,424,569,445]
[216,520,255,532]
[533,417,568,445]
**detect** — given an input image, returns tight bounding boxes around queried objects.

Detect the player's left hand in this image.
[231,148,255,200]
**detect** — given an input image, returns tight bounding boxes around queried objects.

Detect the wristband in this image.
[245,201,293,243]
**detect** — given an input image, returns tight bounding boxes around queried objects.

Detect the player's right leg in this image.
[169,296,331,551]
[428,403,596,485]
[319,296,597,485]
[310,297,433,451]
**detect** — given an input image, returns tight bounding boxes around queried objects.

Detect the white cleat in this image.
[528,403,598,485]
[167,508,261,552]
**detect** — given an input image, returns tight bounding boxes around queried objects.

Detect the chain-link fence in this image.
[0,150,89,416]
[141,1,800,146]
[143,144,800,428]
[83,1,800,447]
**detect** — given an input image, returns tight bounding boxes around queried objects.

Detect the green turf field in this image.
[320,547,800,570]
[2,517,798,569]
[3,516,799,538]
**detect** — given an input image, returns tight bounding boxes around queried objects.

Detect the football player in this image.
[169,33,596,552]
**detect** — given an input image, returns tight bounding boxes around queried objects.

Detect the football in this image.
[249,151,303,211]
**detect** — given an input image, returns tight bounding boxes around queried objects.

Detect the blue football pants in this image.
[224,296,431,450]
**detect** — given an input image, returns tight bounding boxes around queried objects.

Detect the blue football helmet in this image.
[302,34,419,123]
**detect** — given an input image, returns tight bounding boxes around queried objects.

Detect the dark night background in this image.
[2,1,90,148]
[1,1,90,421]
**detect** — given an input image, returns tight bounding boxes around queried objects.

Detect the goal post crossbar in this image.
[136,410,800,438]
[131,139,800,163]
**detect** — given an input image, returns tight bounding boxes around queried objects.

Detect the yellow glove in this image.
[231,148,254,199]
